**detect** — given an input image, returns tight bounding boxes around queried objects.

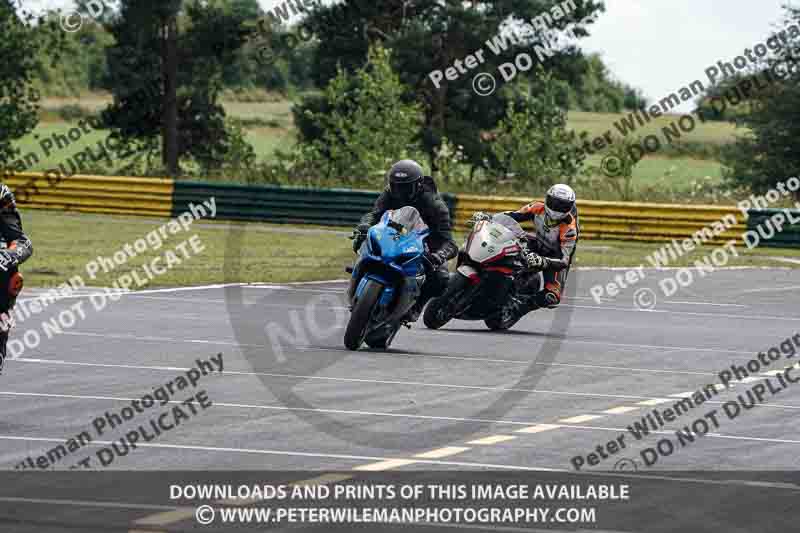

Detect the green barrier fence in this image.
[171,181,458,227]
[746,208,800,248]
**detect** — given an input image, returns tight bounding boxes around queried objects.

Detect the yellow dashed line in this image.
[515,424,560,434]
[414,447,470,459]
[558,414,603,424]
[602,406,639,414]
[292,473,353,486]
[467,435,516,445]
[133,508,196,526]
[636,398,672,406]
[353,458,418,471]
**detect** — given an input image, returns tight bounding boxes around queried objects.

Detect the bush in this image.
[490,69,582,189]
[290,45,423,186]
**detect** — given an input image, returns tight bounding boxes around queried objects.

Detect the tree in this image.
[491,69,580,188]
[294,45,422,185]
[300,0,605,173]
[101,0,253,175]
[0,1,64,170]
[720,6,800,194]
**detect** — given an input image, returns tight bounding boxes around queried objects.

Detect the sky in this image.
[22,0,797,111]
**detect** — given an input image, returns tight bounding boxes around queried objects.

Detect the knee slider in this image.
[536,289,560,308]
[9,272,23,299]
[543,291,560,307]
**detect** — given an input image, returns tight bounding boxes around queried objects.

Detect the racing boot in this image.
[496,295,539,330]
[404,293,431,323]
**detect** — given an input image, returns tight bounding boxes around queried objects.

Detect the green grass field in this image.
[7,96,739,200]
[19,209,800,289]
[567,110,743,147]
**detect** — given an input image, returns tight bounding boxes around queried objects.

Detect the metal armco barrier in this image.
[6,174,799,249]
[455,194,747,245]
[7,172,173,217]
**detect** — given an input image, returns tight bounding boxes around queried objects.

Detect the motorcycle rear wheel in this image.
[344,279,383,350]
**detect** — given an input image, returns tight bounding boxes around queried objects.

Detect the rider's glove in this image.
[424,251,445,270]
[351,223,370,253]
[525,253,548,271]
[468,212,492,227]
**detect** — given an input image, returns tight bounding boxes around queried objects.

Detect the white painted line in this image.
[353,459,418,471]
[670,392,696,398]
[562,304,800,322]
[0,496,177,511]
[740,284,800,294]
[467,435,516,445]
[413,447,470,459]
[13,358,670,403]
[0,435,564,471]
[664,301,747,307]
[544,423,800,446]
[134,508,196,526]
[20,284,243,304]
[0,389,606,429]
[515,424,560,434]
[735,377,765,383]
[430,331,754,356]
[293,345,717,377]
[761,370,786,376]
[559,414,604,424]
[123,284,244,295]
[602,406,639,414]
[636,398,673,406]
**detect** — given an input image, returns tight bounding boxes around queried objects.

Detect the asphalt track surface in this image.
[1,268,799,531]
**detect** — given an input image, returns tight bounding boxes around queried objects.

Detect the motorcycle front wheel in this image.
[344,279,383,350]
[423,272,471,330]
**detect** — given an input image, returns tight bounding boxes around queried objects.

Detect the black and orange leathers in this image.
[505,201,578,307]
[0,185,34,365]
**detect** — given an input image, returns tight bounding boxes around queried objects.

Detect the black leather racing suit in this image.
[0,185,33,369]
[355,177,458,306]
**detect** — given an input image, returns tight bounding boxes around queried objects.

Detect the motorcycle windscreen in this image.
[491,213,526,239]
[388,206,428,233]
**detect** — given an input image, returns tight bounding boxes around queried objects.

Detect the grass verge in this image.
[18,210,800,289]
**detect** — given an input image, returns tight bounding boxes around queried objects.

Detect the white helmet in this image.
[544,184,576,225]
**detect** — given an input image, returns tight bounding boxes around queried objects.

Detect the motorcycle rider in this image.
[471,183,578,327]
[0,184,33,373]
[351,160,458,321]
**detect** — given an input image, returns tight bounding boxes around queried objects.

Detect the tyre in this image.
[344,279,383,350]
[422,273,471,330]
[484,316,512,331]
[365,327,398,349]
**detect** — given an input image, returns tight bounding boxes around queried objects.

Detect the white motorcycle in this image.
[423,213,543,331]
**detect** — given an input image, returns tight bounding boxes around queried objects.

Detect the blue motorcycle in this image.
[344,207,430,350]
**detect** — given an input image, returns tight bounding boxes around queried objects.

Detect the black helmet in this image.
[387,160,424,203]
